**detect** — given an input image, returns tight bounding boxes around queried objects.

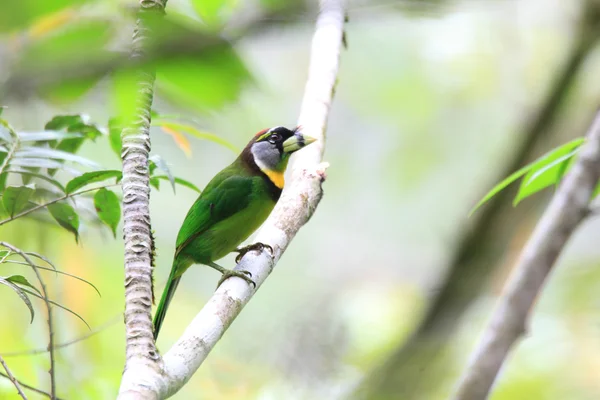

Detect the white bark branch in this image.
[452,110,600,400]
[128,0,345,398]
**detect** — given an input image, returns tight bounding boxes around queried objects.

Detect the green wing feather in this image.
[174,174,254,260]
[153,165,256,340]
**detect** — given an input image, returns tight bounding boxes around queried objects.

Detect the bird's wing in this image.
[174,174,254,256]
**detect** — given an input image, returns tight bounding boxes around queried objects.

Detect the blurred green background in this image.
[2,0,600,399]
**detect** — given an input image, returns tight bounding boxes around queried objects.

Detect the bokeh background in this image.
[2,0,600,399]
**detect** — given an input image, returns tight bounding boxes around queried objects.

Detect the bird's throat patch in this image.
[262,168,284,189]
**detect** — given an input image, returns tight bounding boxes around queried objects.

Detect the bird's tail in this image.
[153,260,183,340]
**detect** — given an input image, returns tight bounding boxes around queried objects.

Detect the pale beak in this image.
[282,132,317,154]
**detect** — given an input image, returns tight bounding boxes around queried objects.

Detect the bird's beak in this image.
[282,132,317,154]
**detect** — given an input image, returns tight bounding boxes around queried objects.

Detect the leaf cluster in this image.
[471,138,598,214]
[0,111,202,326]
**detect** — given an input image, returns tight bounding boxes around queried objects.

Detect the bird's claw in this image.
[217,269,256,289]
[234,242,273,263]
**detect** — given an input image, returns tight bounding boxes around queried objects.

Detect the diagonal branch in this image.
[452,109,600,399]
[353,3,600,397]
[157,1,344,397]
[0,371,65,400]
[116,0,345,398]
[0,355,27,399]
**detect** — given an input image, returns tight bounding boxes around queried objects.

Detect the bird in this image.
[153,126,316,340]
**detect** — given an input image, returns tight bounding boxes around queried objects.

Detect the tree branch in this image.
[0,355,27,399]
[0,243,56,399]
[0,184,120,226]
[0,371,66,399]
[116,0,344,398]
[156,0,343,394]
[353,3,600,397]
[117,0,167,399]
[452,109,600,399]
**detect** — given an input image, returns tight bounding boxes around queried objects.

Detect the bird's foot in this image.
[234,242,273,263]
[217,269,256,288]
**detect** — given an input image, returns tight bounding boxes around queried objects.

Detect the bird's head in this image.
[244,126,316,189]
[250,126,316,169]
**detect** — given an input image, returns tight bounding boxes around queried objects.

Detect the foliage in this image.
[0,112,203,326]
[471,138,594,214]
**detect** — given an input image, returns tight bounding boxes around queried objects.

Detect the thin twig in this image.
[452,110,600,399]
[0,354,27,399]
[0,242,56,399]
[0,371,65,400]
[2,315,121,357]
[0,183,120,226]
[2,259,101,296]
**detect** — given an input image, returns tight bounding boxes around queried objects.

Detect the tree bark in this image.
[118,1,168,399]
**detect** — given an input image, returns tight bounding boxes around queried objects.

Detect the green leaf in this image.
[16,21,112,76]
[6,275,42,296]
[0,276,34,322]
[10,157,66,170]
[3,257,100,296]
[45,115,102,139]
[5,169,66,192]
[149,177,160,190]
[112,68,139,130]
[514,147,581,205]
[0,0,85,33]
[156,48,251,112]
[152,119,238,153]
[153,175,201,193]
[15,147,101,168]
[3,185,35,217]
[0,106,5,116]
[93,188,120,237]
[470,138,586,215]
[66,170,122,194]
[0,127,13,143]
[41,74,103,105]
[149,155,175,192]
[191,0,236,26]
[592,180,600,200]
[19,131,84,142]
[108,117,123,158]
[469,164,532,216]
[0,250,11,262]
[43,115,103,175]
[259,0,304,11]
[48,202,79,242]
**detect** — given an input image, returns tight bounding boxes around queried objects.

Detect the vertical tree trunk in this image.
[119,1,168,398]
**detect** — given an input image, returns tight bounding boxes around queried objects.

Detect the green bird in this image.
[153,126,316,339]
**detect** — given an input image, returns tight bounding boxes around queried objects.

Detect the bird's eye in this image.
[268,133,280,144]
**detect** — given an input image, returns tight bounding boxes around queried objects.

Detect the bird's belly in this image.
[187,201,275,264]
